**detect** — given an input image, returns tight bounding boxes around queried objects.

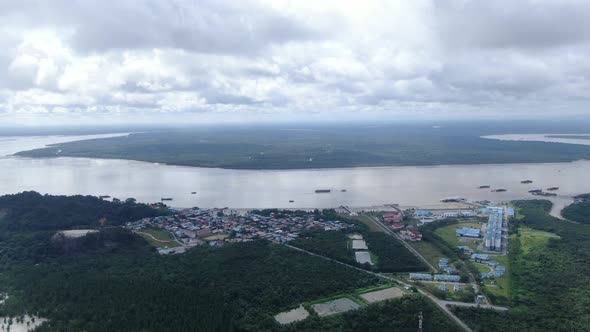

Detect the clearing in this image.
[355,251,374,265]
[312,298,361,317]
[274,305,309,325]
[359,287,404,303]
[137,229,183,248]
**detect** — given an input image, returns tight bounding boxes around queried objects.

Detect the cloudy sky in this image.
[1,0,590,125]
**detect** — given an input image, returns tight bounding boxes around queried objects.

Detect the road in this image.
[364,214,438,272]
[281,242,508,332]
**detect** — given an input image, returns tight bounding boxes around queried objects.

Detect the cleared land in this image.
[274,305,309,325]
[351,239,368,250]
[312,298,361,317]
[355,251,373,265]
[137,229,183,248]
[203,234,230,241]
[359,287,404,303]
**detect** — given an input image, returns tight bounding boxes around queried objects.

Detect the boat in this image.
[161,197,173,201]
[521,180,533,184]
[528,189,543,193]
[441,197,466,202]
[341,189,347,192]
[532,192,557,197]
[547,187,559,191]
[289,200,295,203]
[99,195,111,199]
[491,189,507,192]
[315,189,331,194]
[191,192,197,194]
[478,185,491,189]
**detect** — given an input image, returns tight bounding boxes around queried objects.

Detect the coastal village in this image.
[125,208,352,254]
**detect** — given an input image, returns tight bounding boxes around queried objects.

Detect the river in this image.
[0,134,588,218]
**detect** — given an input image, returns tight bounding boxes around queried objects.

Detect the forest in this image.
[561,193,590,224]
[454,200,590,331]
[16,123,590,169]
[0,192,457,331]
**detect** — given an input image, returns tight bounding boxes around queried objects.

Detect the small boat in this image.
[315,189,331,194]
[289,200,295,203]
[528,189,543,193]
[492,189,507,192]
[547,187,559,191]
[99,195,111,199]
[161,197,173,201]
[478,185,491,189]
[191,192,197,195]
[521,180,533,184]
[341,189,347,192]
[532,192,557,197]
[441,197,466,202]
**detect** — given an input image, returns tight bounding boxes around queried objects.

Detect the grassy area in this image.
[517,227,560,255]
[137,228,183,248]
[409,241,446,269]
[434,222,483,251]
[343,214,384,232]
[473,262,491,273]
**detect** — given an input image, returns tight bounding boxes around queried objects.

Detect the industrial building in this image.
[409,273,432,281]
[471,253,490,261]
[484,211,503,251]
[434,274,461,282]
[456,227,481,238]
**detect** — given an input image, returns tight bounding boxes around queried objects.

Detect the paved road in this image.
[364,214,438,272]
[280,242,510,332]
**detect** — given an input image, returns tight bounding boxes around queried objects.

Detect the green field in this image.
[356,215,385,232]
[473,262,491,273]
[434,222,483,251]
[137,229,183,248]
[517,227,560,254]
[409,241,446,269]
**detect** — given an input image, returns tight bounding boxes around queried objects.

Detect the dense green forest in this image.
[561,193,590,224]
[16,124,590,169]
[0,193,458,331]
[454,200,590,331]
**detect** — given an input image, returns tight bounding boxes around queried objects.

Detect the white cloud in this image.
[1,0,590,124]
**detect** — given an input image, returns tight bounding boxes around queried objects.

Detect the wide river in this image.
[1,134,589,217]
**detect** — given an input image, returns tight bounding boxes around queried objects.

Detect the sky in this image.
[1,0,590,125]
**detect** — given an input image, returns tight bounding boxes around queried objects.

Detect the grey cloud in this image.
[436,0,590,50]
[1,0,319,55]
